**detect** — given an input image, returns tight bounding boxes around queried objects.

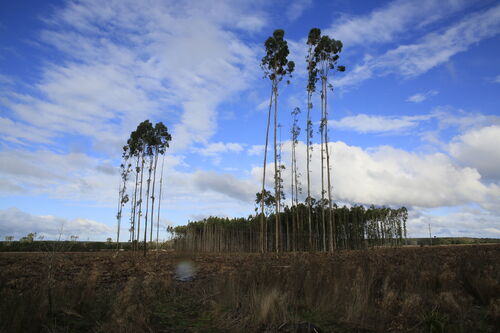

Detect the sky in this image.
[1,0,499,241]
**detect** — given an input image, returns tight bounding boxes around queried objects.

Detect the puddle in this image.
[175,260,196,282]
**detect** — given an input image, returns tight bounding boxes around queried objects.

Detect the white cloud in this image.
[432,106,500,131]
[287,0,312,21]
[0,207,112,240]
[335,4,500,87]
[2,0,262,153]
[326,0,470,46]
[449,125,500,181]
[248,145,265,156]
[406,90,438,103]
[252,140,500,211]
[194,142,244,156]
[0,149,119,203]
[0,117,54,145]
[332,113,431,133]
[494,75,500,83]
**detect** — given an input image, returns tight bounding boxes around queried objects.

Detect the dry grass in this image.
[0,245,498,332]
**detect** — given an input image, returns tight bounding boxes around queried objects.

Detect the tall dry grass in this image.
[212,246,499,332]
[0,245,498,332]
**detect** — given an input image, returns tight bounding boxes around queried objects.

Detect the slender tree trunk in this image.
[143,157,153,256]
[291,142,296,252]
[116,180,122,250]
[306,93,312,250]
[320,90,326,252]
[293,139,299,250]
[137,152,145,246]
[324,77,336,252]
[156,154,165,250]
[150,150,159,244]
[131,156,140,247]
[274,83,280,253]
[261,88,274,253]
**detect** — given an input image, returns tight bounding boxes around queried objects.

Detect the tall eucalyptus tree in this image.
[313,32,345,251]
[261,29,295,252]
[150,122,171,248]
[306,28,320,250]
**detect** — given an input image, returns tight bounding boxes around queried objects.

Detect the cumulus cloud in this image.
[252,140,500,211]
[0,208,112,240]
[406,90,438,103]
[449,125,500,181]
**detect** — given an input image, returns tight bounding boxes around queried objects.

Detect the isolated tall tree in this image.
[313,31,345,251]
[306,28,320,250]
[261,29,295,252]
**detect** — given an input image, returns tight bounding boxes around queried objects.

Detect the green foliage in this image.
[171,202,410,252]
[261,29,295,82]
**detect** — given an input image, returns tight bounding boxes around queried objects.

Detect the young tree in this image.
[116,145,130,250]
[261,29,295,252]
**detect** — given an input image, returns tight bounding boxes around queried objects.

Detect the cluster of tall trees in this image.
[258,28,348,252]
[116,120,171,254]
[171,204,408,253]
[117,28,409,254]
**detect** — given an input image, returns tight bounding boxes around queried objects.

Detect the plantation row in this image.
[172,204,408,252]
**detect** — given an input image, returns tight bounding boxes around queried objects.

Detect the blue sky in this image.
[1,0,499,241]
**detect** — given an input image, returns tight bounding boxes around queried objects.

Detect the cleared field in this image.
[1,245,499,332]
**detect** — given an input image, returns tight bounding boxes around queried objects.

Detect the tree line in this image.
[171,204,408,252]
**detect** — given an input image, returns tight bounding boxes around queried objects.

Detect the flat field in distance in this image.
[1,245,499,332]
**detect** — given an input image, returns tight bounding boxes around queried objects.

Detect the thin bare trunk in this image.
[131,156,140,246]
[324,77,335,252]
[306,93,312,251]
[273,84,280,253]
[260,88,274,253]
[137,153,145,245]
[116,181,122,250]
[320,90,326,252]
[156,154,165,250]
[143,157,153,256]
[291,141,295,252]
[150,150,158,244]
